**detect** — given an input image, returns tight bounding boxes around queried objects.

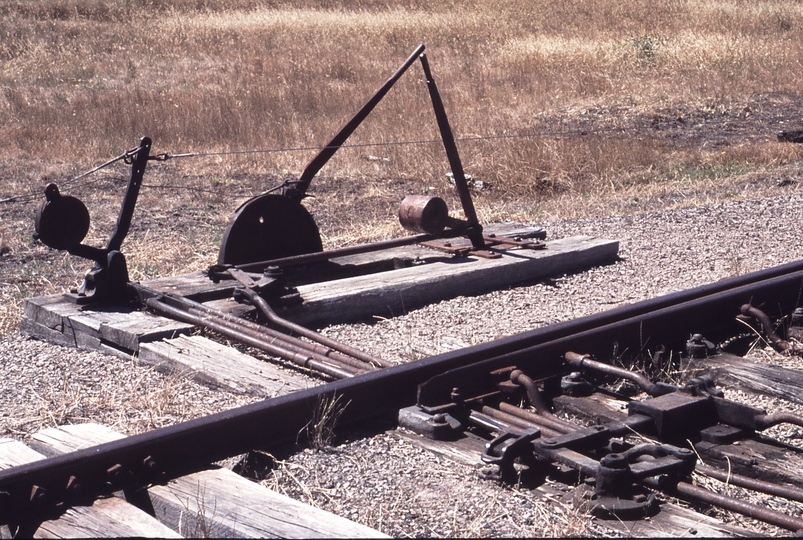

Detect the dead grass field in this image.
[2,0,803,335]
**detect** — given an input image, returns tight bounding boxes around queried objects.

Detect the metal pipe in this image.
[182,301,375,371]
[173,299,377,373]
[696,463,803,504]
[146,298,360,379]
[496,402,574,435]
[564,352,672,397]
[663,480,803,533]
[239,288,391,368]
[482,405,563,438]
[153,290,387,370]
[755,411,803,431]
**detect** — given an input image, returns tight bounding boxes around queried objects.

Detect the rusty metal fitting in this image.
[399,195,450,235]
[740,304,790,351]
[29,485,48,507]
[686,334,716,358]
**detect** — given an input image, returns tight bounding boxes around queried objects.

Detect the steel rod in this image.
[696,463,803,504]
[482,405,563,438]
[233,230,452,272]
[146,298,361,379]
[238,288,392,368]
[287,44,426,200]
[664,480,803,533]
[153,290,387,370]
[496,401,575,435]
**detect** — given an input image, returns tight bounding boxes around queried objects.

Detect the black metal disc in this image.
[35,186,90,251]
[218,194,323,266]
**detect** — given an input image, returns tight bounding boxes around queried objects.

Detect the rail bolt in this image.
[107,463,126,488]
[29,485,48,507]
[66,475,83,497]
[686,333,715,358]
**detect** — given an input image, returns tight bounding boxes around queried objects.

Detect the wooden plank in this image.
[31,424,387,538]
[138,334,312,397]
[695,437,803,490]
[0,438,180,539]
[22,294,194,354]
[138,271,235,301]
[692,352,803,404]
[279,235,618,326]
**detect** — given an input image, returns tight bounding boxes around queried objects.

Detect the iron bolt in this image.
[66,475,83,496]
[600,453,629,469]
[634,494,648,503]
[432,414,447,425]
[29,485,48,507]
[541,438,557,446]
[107,463,125,487]
[678,448,693,456]
[143,455,158,472]
[263,265,283,278]
[450,388,462,403]
[443,242,452,247]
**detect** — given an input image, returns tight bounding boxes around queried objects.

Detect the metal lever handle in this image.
[285,44,426,200]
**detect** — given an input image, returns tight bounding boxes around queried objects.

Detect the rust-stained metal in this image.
[564,352,676,396]
[740,303,791,351]
[398,195,451,235]
[218,44,489,267]
[418,52,484,250]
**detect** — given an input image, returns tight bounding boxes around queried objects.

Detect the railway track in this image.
[3,258,803,537]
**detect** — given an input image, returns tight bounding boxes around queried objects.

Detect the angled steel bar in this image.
[283,44,426,201]
[418,53,484,249]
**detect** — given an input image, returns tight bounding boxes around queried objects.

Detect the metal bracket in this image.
[481,428,541,483]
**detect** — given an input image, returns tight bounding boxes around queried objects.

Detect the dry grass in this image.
[2,0,803,336]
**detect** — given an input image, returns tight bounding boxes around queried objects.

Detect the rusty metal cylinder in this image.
[398,195,450,235]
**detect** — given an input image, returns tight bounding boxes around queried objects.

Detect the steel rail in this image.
[417,264,803,406]
[2,261,803,523]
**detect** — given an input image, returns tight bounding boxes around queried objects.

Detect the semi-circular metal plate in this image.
[218,194,323,265]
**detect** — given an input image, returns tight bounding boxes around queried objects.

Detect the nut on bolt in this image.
[29,485,48,507]
[107,463,125,487]
[66,475,83,496]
